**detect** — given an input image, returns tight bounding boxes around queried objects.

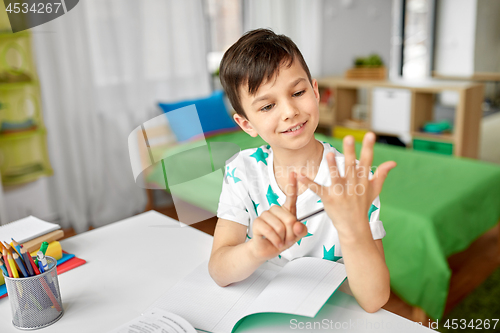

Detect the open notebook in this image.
[111,257,347,333]
[0,215,60,244]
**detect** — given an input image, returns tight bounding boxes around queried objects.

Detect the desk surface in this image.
[0,211,432,332]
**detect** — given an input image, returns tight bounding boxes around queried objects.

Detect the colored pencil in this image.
[11,238,22,257]
[21,247,34,276]
[3,242,25,273]
[39,276,61,311]
[298,207,326,222]
[27,253,40,275]
[0,241,10,254]
[3,242,13,255]
[7,253,19,278]
[13,253,29,278]
[28,293,43,311]
[2,248,12,277]
[0,260,8,277]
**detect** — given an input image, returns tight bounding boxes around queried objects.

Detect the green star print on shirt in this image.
[368,204,378,220]
[251,198,260,216]
[250,147,269,165]
[323,244,342,262]
[226,166,241,183]
[266,185,280,206]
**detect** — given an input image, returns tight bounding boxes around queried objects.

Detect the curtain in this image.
[243,0,323,77]
[31,0,211,233]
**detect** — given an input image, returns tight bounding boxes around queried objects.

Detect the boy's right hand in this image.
[249,172,308,261]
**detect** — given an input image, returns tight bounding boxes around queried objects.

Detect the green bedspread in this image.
[147,130,500,320]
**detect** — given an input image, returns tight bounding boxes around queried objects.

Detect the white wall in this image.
[434,0,477,76]
[2,177,57,224]
[320,0,392,76]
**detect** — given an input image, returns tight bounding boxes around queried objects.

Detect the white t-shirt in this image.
[217,139,386,265]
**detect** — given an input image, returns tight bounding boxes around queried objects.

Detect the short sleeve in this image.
[216,163,250,227]
[368,195,386,240]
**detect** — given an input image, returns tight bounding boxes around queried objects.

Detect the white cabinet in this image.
[371,88,412,140]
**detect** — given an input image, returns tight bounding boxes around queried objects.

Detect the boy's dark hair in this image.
[219,28,313,119]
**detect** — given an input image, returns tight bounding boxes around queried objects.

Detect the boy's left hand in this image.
[297,132,396,235]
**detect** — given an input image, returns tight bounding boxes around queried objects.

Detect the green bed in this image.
[146,129,500,320]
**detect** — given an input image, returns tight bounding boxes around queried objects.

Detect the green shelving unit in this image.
[0,29,52,186]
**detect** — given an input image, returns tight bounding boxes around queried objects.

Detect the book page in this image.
[108,308,196,333]
[243,257,347,318]
[146,261,280,333]
[146,258,346,333]
[0,215,60,244]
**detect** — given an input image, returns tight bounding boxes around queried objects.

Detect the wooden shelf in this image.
[339,119,370,130]
[317,77,481,92]
[433,71,500,82]
[317,76,484,158]
[0,127,45,141]
[0,30,29,38]
[0,80,36,90]
[318,104,334,126]
[2,166,53,186]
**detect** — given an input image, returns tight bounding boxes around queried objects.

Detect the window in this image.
[401,0,436,79]
[204,0,243,76]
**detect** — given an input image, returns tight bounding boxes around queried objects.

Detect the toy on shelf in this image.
[345,54,386,80]
[422,120,453,134]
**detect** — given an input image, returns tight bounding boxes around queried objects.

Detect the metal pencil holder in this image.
[3,256,64,330]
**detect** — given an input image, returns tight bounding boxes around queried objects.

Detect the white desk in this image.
[0,211,433,332]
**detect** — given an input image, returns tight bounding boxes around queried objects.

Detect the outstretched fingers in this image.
[326,151,341,187]
[359,132,376,179]
[283,171,299,245]
[343,135,357,181]
[283,171,298,217]
[371,161,397,199]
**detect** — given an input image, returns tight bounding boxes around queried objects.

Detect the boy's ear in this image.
[233,113,258,137]
[312,79,320,104]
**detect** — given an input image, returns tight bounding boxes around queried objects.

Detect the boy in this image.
[209,29,396,313]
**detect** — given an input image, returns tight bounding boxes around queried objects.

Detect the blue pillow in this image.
[158,90,238,142]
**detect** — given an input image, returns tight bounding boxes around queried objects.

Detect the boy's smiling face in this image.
[233,60,320,152]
